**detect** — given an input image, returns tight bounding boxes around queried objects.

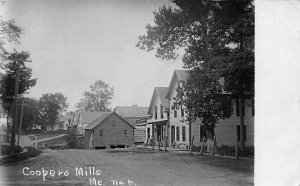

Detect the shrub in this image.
[1,145,23,156]
[66,128,78,148]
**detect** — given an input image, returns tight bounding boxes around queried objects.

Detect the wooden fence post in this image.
[164,136,167,152]
[151,136,155,150]
[200,137,205,155]
[190,136,194,154]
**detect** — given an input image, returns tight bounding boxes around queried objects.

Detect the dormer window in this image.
[179,81,183,88]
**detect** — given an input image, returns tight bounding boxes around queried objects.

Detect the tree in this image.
[39,93,69,130]
[16,97,41,131]
[221,1,254,153]
[0,13,23,64]
[0,51,36,144]
[76,80,114,112]
[0,51,37,112]
[137,0,254,151]
[66,127,78,148]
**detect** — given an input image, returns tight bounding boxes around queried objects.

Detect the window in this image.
[181,107,184,118]
[155,105,157,119]
[251,99,255,116]
[160,104,164,119]
[236,125,246,141]
[182,126,186,142]
[124,130,128,136]
[99,130,103,137]
[176,126,180,141]
[147,128,150,139]
[174,108,177,118]
[200,126,207,141]
[236,99,245,117]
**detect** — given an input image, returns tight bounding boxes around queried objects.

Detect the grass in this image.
[37,135,67,148]
[191,145,254,158]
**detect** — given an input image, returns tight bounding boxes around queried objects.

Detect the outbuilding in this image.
[84,112,135,149]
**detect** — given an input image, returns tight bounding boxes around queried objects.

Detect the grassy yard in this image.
[0,149,254,186]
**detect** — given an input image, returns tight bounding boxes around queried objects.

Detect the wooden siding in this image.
[92,114,134,149]
[134,126,146,142]
[190,99,254,147]
[84,130,93,149]
[168,80,190,147]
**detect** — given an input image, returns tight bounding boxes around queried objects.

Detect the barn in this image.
[84,112,135,149]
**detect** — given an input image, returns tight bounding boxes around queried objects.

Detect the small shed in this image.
[84,112,135,149]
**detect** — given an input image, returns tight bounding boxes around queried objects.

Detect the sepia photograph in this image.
[0,0,298,185]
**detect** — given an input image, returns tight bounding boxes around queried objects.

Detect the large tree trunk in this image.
[239,95,245,154]
[206,127,217,153]
[6,112,10,143]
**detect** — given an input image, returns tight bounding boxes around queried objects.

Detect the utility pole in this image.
[10,67,19,148]
[18,100,27,146]
[9,52,31,150]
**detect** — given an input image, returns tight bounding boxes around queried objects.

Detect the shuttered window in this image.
[182,126,186,142]
[176,126,180,141]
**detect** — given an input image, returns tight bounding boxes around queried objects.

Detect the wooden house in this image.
[146,87,169,146]
[72,111,105,134]
[165,70,191,148]
[114,105,148,144]
[165,70,254,148]
[84,112,135,149]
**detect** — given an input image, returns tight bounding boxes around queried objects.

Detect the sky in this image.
[2,0,183,111]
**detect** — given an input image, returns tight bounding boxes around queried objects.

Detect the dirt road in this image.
[0,149,253,186]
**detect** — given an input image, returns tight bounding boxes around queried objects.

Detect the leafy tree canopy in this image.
[39,92,69,130]
[0,12,23,64]
[137,0,254,138]
[16,97,41,131]
[76,80,114,112]
[0,51,37,114]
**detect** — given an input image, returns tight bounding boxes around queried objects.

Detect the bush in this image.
[66,128,78,148]
[0,146,42,164]
[1,145,23,156]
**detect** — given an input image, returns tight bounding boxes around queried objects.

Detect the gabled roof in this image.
[147,87,169,114]
[74,111,106,124]
[58,115,72,122]
[115,106,148,118]
[166,70,189,99]
[85,112,135,130]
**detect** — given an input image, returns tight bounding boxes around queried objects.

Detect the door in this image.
[171,126,175,145]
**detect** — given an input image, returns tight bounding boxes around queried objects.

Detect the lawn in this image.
[0,149,254,186]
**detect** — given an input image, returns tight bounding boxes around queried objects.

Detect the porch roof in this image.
[147,119,168,125]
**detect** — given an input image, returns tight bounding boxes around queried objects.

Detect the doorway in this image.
[171,126,175,145]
